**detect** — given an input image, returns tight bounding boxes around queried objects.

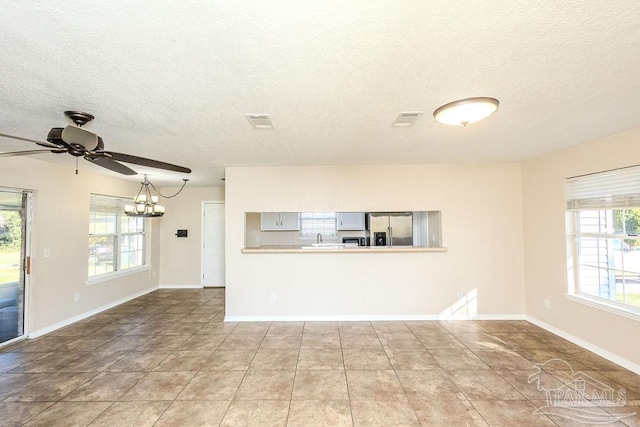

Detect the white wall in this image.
[522,127,640,367]
[1,156,159,335]
[225,164,525,319]
[158,186,225,287]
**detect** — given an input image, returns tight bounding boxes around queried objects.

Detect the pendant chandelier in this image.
[124,175,188,218]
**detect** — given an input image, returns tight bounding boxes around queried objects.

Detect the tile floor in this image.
[0,288,639,426]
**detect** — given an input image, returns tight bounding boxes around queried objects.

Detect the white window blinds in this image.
[566,165,640,211]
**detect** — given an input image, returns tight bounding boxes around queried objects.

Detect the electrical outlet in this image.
[456,291,463,300]
[44,249,51,258]
[74,293,80,302]
[544,299,551,309]
[270,292,277,302]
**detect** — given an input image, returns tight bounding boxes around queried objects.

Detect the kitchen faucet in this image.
[317,233,323,243]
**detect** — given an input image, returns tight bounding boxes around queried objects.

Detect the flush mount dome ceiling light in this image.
[433,97,499,126]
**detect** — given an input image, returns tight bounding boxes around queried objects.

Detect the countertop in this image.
[241,245,447,253]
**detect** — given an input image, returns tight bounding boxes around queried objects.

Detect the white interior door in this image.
[202,202,225,287]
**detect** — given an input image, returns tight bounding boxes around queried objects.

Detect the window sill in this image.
[87,265,150,286]
[565,293,640,322]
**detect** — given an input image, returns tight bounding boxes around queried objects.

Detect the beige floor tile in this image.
[303,322,339,334]
[89,401,170,426]
[472,349,536,370]
[429,348,491,371]
[439,321,486,334]
[94,335,150,353]
[23,401,111,426]
[153,350,213,371]
[385,348,439,370]
[155,401,230,426]
[119,371,196,401]
[179,312,217,323]
[338,321,375,334]
[268,322,305,335]
[287,400,352,427]
[177,370,246,400]
[235,370,295,400]
[64,371,147,401]
[410,399,488,426]
[196,322,237,335]
[13,336,77,353]
[0,373,46,401]
[8,351,88,373]
[202,349,257,370]
[5,372,97,402]
[496,369,564,401]
[220,400,290,427]
[58,351,128,372]
[297,348,344,370]
[250,349,299,370]
[346,370,405,401]
[492,332,550,349]
[178,334,227,351]
[350,400,419,426]
[292,370,349,400]
[219,333,265,350]
[473,320,520,333]
[377,333,424,349]
[301,333,341,349]
[414,332,466,349]
[396,369,466,400]
[106,351,170,372]
[0,402,55,426]
[56,336,117,352]
[134,334,192,352]
[371,321,412,334]
[340,333,383,349]
[454,332,509,351]
[601,399,640,427]
[0,352,46,373]
[470,399,557,426]
[160,322,206,335]
[91,323,139,337]
[447,370,525,400]
[260,334,302,349]
[232,322,271,335]
[343,348,392,370]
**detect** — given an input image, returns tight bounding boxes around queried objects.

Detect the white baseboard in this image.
[225,313,526,322]
[159,284,203,289]
[28,286,158,339]
[526,315,640,375]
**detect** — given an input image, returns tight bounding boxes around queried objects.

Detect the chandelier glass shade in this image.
[124,176,166,217]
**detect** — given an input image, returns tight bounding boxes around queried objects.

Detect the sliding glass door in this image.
[0,190,30,345]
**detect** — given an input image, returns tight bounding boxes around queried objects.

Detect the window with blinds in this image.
[89,194,146,278]
[299,212,337,238]
[566,166,640,313]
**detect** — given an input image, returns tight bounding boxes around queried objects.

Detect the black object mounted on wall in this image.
[175,229,188,238]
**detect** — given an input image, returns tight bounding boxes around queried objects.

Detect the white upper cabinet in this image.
[260,212,300,231]
[337,212,366,230]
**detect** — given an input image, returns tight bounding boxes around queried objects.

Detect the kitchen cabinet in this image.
[337,212,366,230]
[260,212,300,231]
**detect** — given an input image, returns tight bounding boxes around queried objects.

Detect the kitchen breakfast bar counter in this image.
[241,246,447,253]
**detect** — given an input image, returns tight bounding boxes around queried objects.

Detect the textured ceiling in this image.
[1,1,639,186]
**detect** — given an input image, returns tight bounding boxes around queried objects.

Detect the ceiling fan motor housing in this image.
[61,126,99,152]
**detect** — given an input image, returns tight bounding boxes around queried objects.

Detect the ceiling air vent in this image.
[245,114,274,129]
[392,112,423,127]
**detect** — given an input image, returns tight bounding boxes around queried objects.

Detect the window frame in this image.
[88,194,148,282]
[566,167,640,319]
[299,212,338,240]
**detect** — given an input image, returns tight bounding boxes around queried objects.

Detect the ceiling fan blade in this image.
[0,149,65,157]
[84,156,137,175]
[103,151,191,173]
[0,132,63,149]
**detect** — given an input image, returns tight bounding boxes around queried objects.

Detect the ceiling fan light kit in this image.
[433,97,499,126]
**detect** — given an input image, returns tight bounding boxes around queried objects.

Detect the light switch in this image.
[44,249,51,258]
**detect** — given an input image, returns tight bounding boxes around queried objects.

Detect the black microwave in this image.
[342,237,368,246]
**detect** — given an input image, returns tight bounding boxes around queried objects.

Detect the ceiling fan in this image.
[0,111,191,175]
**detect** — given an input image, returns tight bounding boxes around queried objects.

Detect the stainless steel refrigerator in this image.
[368,212,413,247]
